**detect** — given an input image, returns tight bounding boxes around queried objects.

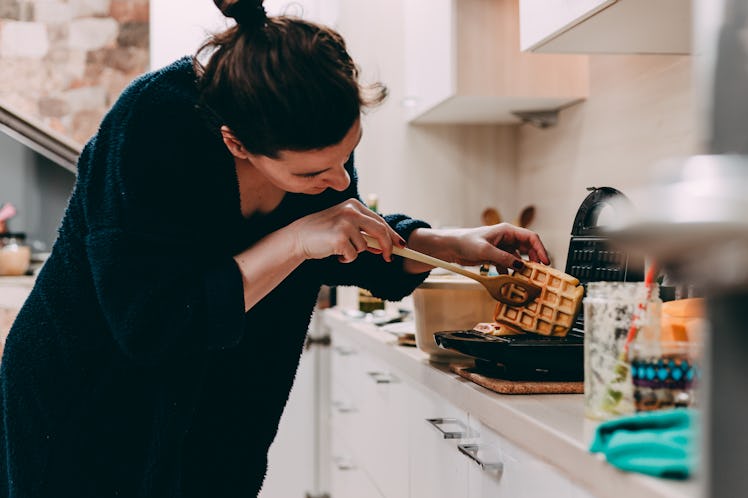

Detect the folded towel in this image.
[589,408,698,479]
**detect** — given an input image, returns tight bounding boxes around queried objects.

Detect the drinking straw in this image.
[623,263,658,356]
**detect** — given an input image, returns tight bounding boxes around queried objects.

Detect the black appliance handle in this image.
[570,187,633,237]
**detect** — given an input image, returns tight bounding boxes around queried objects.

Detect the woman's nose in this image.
[325,166,350,191]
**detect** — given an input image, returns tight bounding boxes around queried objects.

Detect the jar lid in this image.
[417,274,483,290]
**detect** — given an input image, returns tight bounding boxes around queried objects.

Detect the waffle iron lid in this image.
[570,187,633,237]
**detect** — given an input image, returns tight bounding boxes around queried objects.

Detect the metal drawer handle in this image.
[332,400,356,413]
[367,371,396,384]
[426,418,467,439]
[333,455,356,471]
[458,443,503,479]
[333,345,356,356]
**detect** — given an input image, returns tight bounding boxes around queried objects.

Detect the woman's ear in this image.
[220,126,249,159]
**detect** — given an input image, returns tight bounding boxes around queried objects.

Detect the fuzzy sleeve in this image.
[80,75,246,365]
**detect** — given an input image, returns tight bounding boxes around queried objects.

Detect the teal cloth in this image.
[589,408,698,479]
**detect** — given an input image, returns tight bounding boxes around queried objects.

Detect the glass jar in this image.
[0,233,31,276]
[583,281,661,420]
[358,193,385,313]
[629,339,702,412]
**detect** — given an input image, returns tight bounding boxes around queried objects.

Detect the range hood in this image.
[0,100,80,173]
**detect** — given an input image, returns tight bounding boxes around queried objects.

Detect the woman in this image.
[0,1,549,496]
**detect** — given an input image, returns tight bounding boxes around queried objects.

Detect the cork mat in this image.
[450,364,583,395]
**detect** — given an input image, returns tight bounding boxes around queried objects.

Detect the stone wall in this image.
[0,0,149,145]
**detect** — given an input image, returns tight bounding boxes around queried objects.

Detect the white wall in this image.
[150,0,341,70]
[337,0,518,228]
[515,55,698,268]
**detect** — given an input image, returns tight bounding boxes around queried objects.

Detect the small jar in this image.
[583,281,661,420]
[0,233,31,276]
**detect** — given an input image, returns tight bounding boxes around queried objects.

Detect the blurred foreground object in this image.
[610,0,748,493]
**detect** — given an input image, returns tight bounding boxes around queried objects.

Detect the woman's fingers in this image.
[337,236,364,263]
[354,210,403,263]
[332,199,402,263]
[484,245,524,273]
[293,198,407,263]
[489,224,548,264]
[512,226,549,264]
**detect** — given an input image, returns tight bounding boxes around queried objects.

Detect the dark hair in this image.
[195,0,387,158]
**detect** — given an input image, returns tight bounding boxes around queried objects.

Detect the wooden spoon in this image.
[363,234,541,307]
[514,205,536,228]
[481,207,502,226]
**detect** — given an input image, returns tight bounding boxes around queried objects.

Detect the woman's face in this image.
[246,119,362,195]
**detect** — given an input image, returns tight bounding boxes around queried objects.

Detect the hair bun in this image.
[215,0,267,29]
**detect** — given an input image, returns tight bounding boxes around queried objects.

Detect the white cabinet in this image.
[466,418,575,498]
[328,326,597,498]
[330,435,385,498]
[260,347,318,498]
[323,310,696,498]
[330,330,409,498]
[404,0,588,124]
[408,388,470,498]
[519,0,692,54]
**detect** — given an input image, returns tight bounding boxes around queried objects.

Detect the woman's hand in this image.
[289,198,405,263]
[406,223,550,274]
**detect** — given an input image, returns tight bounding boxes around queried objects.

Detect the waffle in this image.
[493,261,584,337]
[473,322,525,336]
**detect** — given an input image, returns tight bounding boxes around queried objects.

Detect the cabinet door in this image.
[331,330,362,395]
[467,419,573,498]
[330,435,385,498]
[330,329,410,498]
[519,0,691,54]
[409,386,470,498]
[259,348,317,498]
[570,487,600,498]
[519,0,612,51]
[403,0,456,120]
[353,352,410,498]
[403,0,588,124]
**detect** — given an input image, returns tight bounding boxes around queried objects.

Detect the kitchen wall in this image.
[337,0,518,229]
[337,3,698,268]
[515,55,697,268]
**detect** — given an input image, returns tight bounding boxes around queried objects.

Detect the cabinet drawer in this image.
[409,386,470,498]
[330,332,361,394]
[330,328,409,498]
[354,352,409,498]
[467,418,574,497]
[330,434,385,498]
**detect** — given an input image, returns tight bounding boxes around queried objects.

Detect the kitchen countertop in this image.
[323,308,701,498]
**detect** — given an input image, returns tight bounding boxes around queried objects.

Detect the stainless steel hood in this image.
[0,100,79,173]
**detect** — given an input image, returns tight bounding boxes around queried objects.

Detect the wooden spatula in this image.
[363,234,541,307]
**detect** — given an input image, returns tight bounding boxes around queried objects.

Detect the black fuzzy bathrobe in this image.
[0,57,429,498]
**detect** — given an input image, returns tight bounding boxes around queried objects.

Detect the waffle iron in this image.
[434,187,644,381]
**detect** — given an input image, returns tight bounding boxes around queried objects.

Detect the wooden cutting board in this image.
[450,364,583,395]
